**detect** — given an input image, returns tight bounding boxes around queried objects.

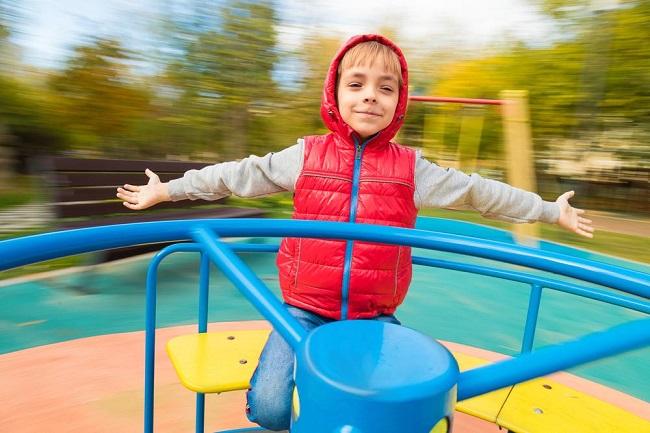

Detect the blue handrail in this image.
[1,219,648,298]
[458,317,650,400]
[192,227,307,348]
[1,218,648,431]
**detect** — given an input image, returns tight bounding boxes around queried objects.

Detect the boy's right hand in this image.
[116,169,171,210]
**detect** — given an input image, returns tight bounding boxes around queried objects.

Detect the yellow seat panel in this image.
[453,352,512,423]
[167,330,511,423]
[166,330,649,433]
[497,377,650,433]
[166,330,271,393]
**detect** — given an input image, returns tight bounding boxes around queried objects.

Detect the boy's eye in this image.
[348,82,362,88]
[381,86,394,92]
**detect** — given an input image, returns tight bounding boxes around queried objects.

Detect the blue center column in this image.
[291,320,458,433]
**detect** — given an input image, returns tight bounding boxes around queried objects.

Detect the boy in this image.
[117,34,593,431]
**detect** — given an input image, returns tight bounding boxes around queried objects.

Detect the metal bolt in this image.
[542,384,552,389]
[227,336,235,340]
[239,359,248,364]
[533,408,544,414]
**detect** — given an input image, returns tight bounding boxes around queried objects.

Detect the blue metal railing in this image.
[1,218,648,432]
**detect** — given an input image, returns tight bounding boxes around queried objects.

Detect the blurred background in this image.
[1,2,649,423]
[0,0,648,270]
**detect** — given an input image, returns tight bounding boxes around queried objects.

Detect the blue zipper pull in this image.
[353,135,361,160]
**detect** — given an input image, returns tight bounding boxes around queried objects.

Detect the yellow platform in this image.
[166,330,649,433]
[166,329,270,393]
[452,352,511,422]
[498,378,649,433]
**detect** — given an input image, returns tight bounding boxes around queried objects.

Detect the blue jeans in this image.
[245,305,401,431]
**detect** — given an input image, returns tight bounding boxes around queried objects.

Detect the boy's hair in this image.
[337,41,403,87]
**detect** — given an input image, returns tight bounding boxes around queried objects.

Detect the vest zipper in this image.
[340,135,372,320]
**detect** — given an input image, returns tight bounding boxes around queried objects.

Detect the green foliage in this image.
[0,175,38,207]
[160,0,280,160]
[48,38,154,154]
[0,0,648,214]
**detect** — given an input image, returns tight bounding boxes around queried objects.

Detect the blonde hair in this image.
[338,41,403,87]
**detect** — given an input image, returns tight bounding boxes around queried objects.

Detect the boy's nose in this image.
[363,96,377,103]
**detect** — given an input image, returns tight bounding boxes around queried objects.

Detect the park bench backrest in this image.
[42,156,220,221]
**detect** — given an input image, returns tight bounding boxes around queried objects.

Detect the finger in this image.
[558,190,575,201]
[117,194,138,205]
[576,228,594,238]
[123,201,140,210]
[117,187,135,198]
[578,223,594,233]
[123,184,141,192]
[575,208,585,215]
[117,192,138,203]
[578,217,592,224]
[145,168,159,180]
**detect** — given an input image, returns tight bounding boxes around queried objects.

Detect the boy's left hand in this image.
[556,191,594,238]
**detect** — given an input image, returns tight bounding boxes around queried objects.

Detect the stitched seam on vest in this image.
[394,246,402,298]
[302,175,413,188]
[301,171,352,183]
[294,237,302,290]
[297,212,405,226]
[362,177,414,189]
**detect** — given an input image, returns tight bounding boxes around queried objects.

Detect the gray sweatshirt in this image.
[168,139,559,224]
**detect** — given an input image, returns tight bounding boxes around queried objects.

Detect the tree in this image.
[50,38,153,154]
[161,0,280,160]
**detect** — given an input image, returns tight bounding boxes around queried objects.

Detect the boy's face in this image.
[336,62,399,141]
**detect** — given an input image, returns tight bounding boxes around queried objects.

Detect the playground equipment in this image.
[1,218,648,433]
[410,93,539,243]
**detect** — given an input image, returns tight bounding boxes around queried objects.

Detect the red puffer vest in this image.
[276,34,417,319]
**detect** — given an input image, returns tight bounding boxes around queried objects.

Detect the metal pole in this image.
[501,90,540,244]
[458,317,650,400]
[192,227,307,349]
[521,284,543,353]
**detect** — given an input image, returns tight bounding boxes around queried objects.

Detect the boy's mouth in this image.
[355,110,381,117]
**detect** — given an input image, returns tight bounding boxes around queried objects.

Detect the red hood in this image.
[320,34,409,146]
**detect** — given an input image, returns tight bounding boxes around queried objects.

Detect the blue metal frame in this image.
[1,218,648,433]
[2,219,648,297]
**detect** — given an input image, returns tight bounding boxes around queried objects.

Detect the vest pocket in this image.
[393,245,402,300]
[293,237,303,292]
[277,238,299,296]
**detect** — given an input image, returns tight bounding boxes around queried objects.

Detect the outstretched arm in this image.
[116,142,303,210]
[415,157,595,238]
[556,190,594,238]
[116,169,170,210]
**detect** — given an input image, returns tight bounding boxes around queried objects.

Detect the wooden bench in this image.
[39,156,266,261]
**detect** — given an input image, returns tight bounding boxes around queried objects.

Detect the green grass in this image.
[224,193,295,219]
[0,176,40,208]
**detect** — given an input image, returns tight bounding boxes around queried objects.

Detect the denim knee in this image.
[246,330,295,431]
[246,305,330,430]
[246,381,292,431]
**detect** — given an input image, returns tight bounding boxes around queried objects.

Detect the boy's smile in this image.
[337,64,399,141]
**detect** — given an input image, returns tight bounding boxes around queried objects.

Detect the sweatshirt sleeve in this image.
[167,139,304,201]
[414,156,559,224]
